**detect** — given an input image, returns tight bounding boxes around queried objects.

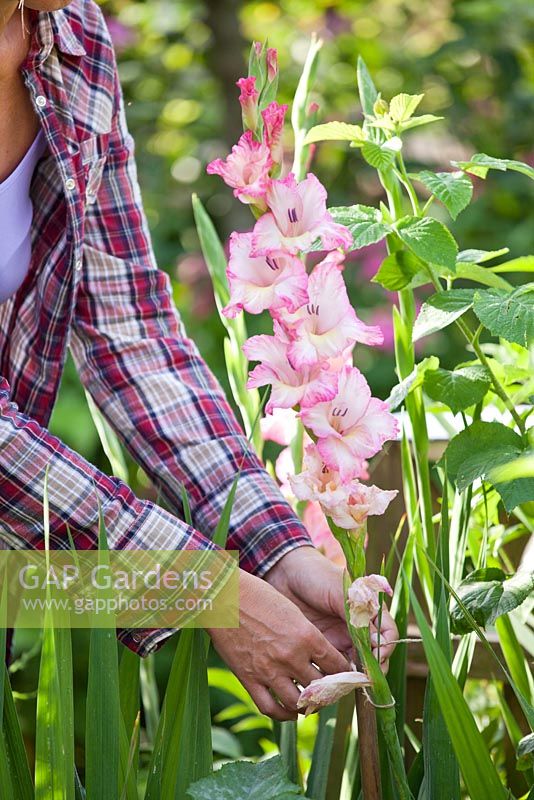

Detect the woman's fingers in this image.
[295,662,324,687]
[370,608,399,665]
[248,683,297,722]
[309,629,350,676]
[271,678,302,713]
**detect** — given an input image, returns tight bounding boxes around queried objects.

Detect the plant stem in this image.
[382,168,436,568]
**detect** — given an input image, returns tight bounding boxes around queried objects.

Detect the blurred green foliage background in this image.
[51,0,534,466]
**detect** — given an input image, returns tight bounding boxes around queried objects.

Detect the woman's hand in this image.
[264,546,399,671]
[207,568,349,721]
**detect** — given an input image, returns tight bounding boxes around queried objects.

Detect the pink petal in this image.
[297,670,372,715]
[317,436,366,482]
[251,213,287,256]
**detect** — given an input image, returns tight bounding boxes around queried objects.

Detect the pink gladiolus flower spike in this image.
[275,252,383,369]
[347,575,393,629]
[251,173,353,256]
[207,131,272,208]
[222,232,308,319]
[300,366,399,481]
[243,334,338,414]
[297,670,372,716]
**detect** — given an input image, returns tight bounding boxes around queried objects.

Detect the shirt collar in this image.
[33,9,86,61]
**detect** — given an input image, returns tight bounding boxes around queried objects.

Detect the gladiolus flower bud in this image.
[266,48,278,82]
[237,76,260,132]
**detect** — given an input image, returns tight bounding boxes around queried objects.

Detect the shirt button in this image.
[65,178,76,191]
[75,259,83,272]
[35,95,47,108]
[132,633,142,644]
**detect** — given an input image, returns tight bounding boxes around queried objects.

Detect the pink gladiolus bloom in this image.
[222,232,308,318]
[303,501,345,566]
[347,575,393,629]
[243,334,338,414]
[251,173,352,256]
[297,670,372,715]
[207,132,272,207]
[275,252,383,369]
[260,407,299,446]
[300,367,399,481]
[327,482,398,530]
[290,445,358,509]
[236,76,259,131]
[262,102,287,165]
[290,447,390,530]
[266,48,278,82]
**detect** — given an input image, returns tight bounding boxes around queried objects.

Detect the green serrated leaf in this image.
[517,733,534,771]
[454,262,512,290]
[413,289,475,341]
[303,122,365,146]
[451,569,534,635]
[400,114,444,131]
[186,755,304,799]
[373,250,424,290]
[362,137,402,170]
[328,205,390,249]
[489,255,534,274]
[442,421,523,492]
[423,365,491,414]
[415,171,473,219]
[457,248,510,264]
[389,93,423,123]
[441,420,534,510]
[357,56,378,117]
[452,153,534,181]
[397,216,458,270]
[473,286,534,347]
[387,356,439,410]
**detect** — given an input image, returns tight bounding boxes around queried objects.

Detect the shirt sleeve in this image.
[69,35,312,581]
[0,374,229,655]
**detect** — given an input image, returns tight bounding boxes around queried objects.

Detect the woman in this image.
[0,0,397,720]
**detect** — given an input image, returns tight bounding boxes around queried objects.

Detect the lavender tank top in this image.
[0,130,47,303]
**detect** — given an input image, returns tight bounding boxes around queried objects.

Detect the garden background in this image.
[10,0,533,790]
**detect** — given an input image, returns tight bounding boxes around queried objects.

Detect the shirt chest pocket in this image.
[79,135,109,205]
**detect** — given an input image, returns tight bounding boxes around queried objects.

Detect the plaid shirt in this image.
[0,0,311,655]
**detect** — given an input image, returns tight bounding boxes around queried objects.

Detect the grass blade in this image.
[35,623,73,799]
[410,587,508,800]
[171,629,213,799]
[422,474,460,799]
[35,469,74,800]
[85,511,120,800]
[306,705,338,799]
[1,665,33,800]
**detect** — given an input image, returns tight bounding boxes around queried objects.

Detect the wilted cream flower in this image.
[347,575,393,629]
[297,670,372,716]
